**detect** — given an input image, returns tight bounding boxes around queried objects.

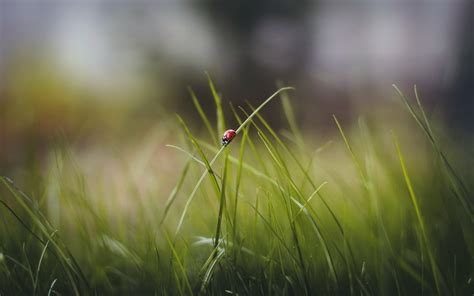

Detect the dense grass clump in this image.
[0,81,473,295]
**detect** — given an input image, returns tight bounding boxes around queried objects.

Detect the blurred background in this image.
[1,0,473,173]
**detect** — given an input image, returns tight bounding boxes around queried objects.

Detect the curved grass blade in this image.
[34,230,58,295]
[164,232,194,295]
[200,247,225,293]
[47,279,58,296]
[232,125,248,240]
[177,115,222,198]
[160,158,192,226]
[189,87,217,144]
[214,154,229,249]
[206,73,225,138]
[392,132,445,294]
[392,85,473,221]
[278,80,304,149]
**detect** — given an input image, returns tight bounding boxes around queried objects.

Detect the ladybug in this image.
[221,129,236,146]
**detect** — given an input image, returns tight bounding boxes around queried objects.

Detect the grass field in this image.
[1,83,473,295]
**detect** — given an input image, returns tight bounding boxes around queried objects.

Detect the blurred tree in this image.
[196,0,316,103]
[197,0,313,32]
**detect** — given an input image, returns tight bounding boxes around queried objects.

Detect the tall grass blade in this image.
[200,247,225,293]
[333,115,366,181]
[214,154,229,249]
[232,126,248,241]
[392,85,473,221]
[392,132,445,294]
[278,81,304,149]
[189,87,217,144]
[206,73,226,138]
[160,159,192,226]
[164,232,194,295]
[34,230,57,295]
[47,279,58,296]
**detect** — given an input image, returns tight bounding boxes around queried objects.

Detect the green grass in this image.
[0,83,473,295]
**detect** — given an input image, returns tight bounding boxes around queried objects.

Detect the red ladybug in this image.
[222,129,236,145]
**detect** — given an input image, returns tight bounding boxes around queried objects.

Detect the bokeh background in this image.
[1,0,473,173]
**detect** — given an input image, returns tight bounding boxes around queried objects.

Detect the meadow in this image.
[1,82,473,295]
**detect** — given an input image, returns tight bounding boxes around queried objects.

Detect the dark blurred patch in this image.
[447,0,474,132]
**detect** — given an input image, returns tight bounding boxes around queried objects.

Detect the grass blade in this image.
[392,132,445,294]
[206,73,226,138]
[214,154,229,249]
[189,87,217,144]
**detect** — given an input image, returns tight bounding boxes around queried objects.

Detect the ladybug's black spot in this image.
[222,136,233,146]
